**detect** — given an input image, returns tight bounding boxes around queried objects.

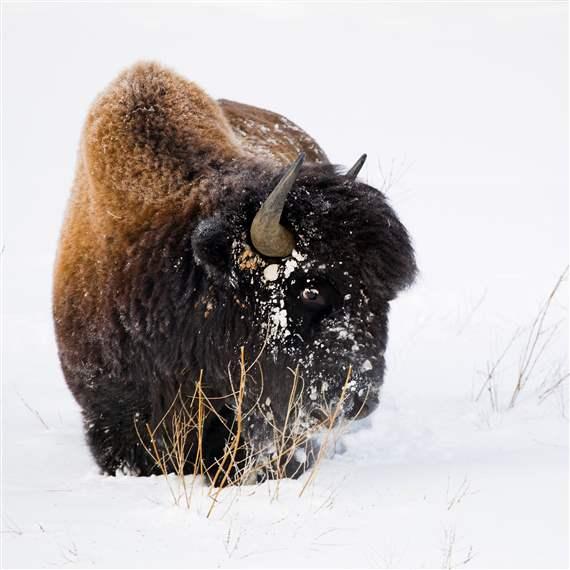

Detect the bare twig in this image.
[509,267,568,409]
[377,156,414,194]
[475,329,522,404]
[538,366,569,405]
[16,391,49,430]
[441,527,474,569]
[446,476,476,511]
[2,514,23,536]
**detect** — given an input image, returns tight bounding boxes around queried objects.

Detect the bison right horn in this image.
[250,152,304,258]
[346,154,367,180]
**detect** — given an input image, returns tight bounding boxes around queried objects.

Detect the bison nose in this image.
[344,392,379,420]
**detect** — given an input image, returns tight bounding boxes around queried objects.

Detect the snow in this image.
[263,264,280,282]
[270,307,288,332]
[2,3,568,569]
[291,249,306,262]
[283,258,298,278]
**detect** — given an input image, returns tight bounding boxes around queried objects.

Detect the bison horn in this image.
[346,153,367,180]
[250,152,305,258]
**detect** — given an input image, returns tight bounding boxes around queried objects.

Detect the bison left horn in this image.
[346,154,367,180]
[250,152,304,258]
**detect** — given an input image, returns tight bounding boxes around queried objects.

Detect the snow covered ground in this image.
[2,3,568,568]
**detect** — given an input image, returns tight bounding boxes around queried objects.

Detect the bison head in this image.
[191,153,416,456]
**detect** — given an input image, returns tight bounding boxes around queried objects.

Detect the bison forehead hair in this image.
[53,61,416,480]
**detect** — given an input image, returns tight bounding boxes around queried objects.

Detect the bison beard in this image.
[53,62,417,483]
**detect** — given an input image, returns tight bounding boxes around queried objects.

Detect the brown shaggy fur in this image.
[54,62,328,376]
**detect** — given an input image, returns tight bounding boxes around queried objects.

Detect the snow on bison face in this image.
[192,159,416,450]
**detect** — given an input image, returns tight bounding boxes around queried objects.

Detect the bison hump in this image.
[219,99,328,167]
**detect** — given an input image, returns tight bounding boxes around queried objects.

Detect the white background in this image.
[2,2,568,568]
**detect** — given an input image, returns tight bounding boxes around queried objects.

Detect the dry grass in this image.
[445,476,476,512]
[134,347,359,514]
[441,526,474,570]
[538,363,569,409]
[475,329,522,413]
[508,267,568,409]
[475,266,568,413]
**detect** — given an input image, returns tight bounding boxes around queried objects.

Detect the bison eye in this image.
[301,288,326,306]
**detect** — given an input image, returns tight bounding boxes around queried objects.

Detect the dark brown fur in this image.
[53,61,416,478]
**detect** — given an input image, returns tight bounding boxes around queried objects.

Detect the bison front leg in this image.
[83,407,160,476]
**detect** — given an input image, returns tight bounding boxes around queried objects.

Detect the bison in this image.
[53,62,416,482]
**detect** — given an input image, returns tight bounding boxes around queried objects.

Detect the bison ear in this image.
[191,216,232,283]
